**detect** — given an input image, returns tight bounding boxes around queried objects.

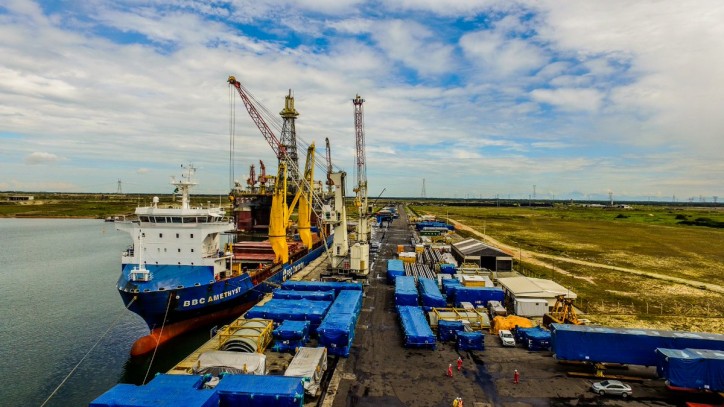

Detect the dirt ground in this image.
[324,207,724,407]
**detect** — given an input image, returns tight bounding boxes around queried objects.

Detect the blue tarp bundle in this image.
[514,326,551,350]
[415,221,455,231]
[397,306,436,349]
[418,277,446,309]
[656,348,724,391]
[457,331,484,351]
[90,374,219,407]
[387,259,405,284]
[245,299,331,331]
[273,289,335,302]
[395,276,418,306]
[453,287,505,307]
[442,278,462,299]
[438,319,465,342]
[439,264,456,274]
[272,320,311,352]
[280,281,362,298]
[317,290,364,357]
[551,324,724,366]
[215,375,305,407]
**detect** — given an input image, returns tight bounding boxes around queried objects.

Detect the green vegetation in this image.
[413,204,724,332]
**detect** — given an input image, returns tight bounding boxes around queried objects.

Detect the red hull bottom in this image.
[130,301,256,357]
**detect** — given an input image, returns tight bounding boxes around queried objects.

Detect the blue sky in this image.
[1,0,722,201]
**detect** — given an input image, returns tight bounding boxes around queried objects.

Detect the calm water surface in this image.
[0,219,211,406]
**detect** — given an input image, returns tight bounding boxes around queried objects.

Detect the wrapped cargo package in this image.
[453,287,505,308]
[273,289,335,302]
[317,291,364,357]
[194,351,266,375]
[438,319,465,342]
[395,276,418,306]
[514,326,551,350]
[215,375,304,407]
[280,281,363,298]
[656,348,724,392]
[245,299,331,332]
[552,324,724,366]
[272,320,311,352]
[285,347,328,396]
[490,315,534,335]
[457,331,484,351]
[439,263,456,275]
[418,277,446,309]
[398,306,436,349]
[387,259,405,284]
[89,374,219,407]
[442,278,462,300]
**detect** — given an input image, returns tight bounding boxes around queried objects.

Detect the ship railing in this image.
[129,266,152,282]
[123,246,135,257]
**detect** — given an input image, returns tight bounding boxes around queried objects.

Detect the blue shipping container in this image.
[395,276,418,306]
[453,287,504,307]
[398,306,436,349]
[215,375,305,407]
[656,348,724,392]
[418,277,446,309]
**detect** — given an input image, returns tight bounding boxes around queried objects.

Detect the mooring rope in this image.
[40,296,137,407]
[142,293,173,384]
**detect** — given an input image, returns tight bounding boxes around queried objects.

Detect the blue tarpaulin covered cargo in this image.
[395,276,418,306]
[398,306,436,349]
[272,320,311,352]
[90,374,219,407]
[656,348,724,391]
[439,264,456,274]
[245,299,331,331]
[457,331,484,351]
[215,375,305,407]
[273,289,335,302]
[418,277,446,309]
[281,281,362,297]
[453,287,504,307]
[317,291,364,357]
[438,319,465,342]
[387,259,405,284]
[552,324,724,366]
[514,326,551,350]
[442,278,462,299]
[415,221,455,231]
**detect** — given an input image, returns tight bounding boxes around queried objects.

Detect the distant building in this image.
[497,276,577,311]
[8,195,34,201]
[451,238,513,272]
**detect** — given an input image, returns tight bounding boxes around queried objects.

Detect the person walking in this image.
[513,369,520,384]
[447,363,453,377]
[457,356,463,371]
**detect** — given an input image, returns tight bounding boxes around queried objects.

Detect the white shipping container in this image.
[514,298,549,317]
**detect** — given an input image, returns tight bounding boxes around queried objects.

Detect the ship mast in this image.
[171,164,197,210]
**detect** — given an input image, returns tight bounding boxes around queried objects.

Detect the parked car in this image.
[591,380,632,398]
[498,329,515,347]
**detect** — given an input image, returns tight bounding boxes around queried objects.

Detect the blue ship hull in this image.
[117,238,330,330]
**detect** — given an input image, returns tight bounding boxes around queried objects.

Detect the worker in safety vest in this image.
[452,397,463,407]
[457,356,463,371]
[514,369,520,384]
[447,363,453,377]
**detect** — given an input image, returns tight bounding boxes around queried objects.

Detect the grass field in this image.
[414,204,724,332]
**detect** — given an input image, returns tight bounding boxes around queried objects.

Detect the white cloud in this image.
[530,87,603,112]
[25,152,61,165]
[460,30,547,77]
[136,168,151,174]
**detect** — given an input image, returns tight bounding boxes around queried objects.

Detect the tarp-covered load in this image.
[438,319,465,342]
[453,287,504,308]
[490,315,534,335]
[317,290,364,357]
[551,324,724,366]
[215,375,305,407]
[273,289,335,302]
[272,320,311,352]
[442,278,462,299]
[284,347,328,396]
[514,326,551,350]
[439,263,456,274]
[193,350,266,376]
[387,259,405,284]
[398,306,436,349]
[656,348,724,392]
[90,375,219,407]
[395,276,418,306]
[245,299,331,332]
[281,281,362,297]
[457,331,484,351]
[418,277,446,309]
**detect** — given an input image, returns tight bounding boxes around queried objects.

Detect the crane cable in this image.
[40,297,137,407]
[142,293,173,384]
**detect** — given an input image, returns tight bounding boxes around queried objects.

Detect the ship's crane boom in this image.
[325,137,333,195]
[228,76,286,159]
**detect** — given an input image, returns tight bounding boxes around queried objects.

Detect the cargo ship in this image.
[115,165,329,356]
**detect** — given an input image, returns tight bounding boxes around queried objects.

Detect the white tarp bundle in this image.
[284,347,328,396]
[193,350,266,376]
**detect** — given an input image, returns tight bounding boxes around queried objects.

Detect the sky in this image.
[1,0,723,201]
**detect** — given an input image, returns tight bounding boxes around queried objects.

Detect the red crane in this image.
[227,76,286,159]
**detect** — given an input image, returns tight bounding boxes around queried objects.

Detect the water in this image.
[0,219,211,406]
